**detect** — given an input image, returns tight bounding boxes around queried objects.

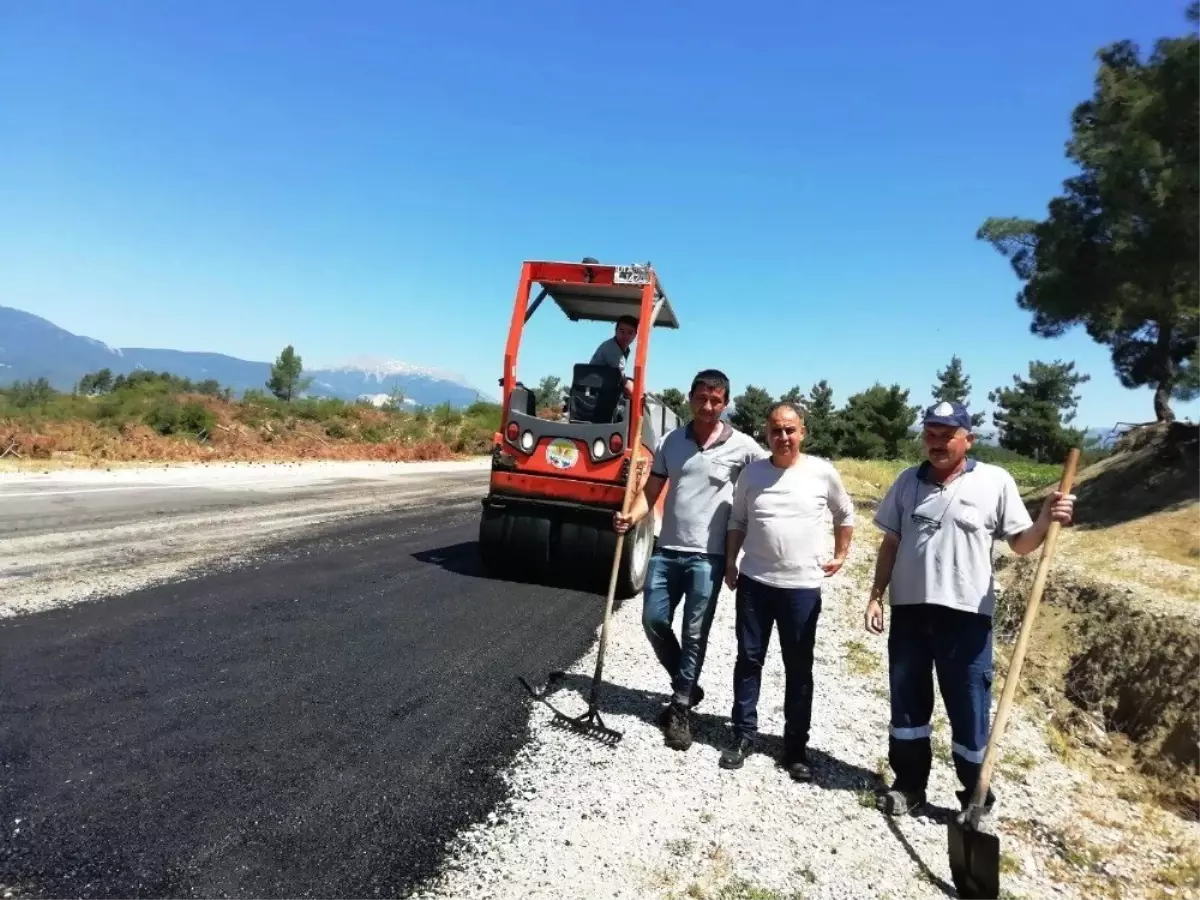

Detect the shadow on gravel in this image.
[883,818,958,898]
[542,672,879,792]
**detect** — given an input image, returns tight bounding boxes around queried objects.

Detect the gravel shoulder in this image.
[0,458,490,617]
[412,519,1200,900]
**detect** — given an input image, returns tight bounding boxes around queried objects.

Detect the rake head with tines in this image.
[518,674,623,746]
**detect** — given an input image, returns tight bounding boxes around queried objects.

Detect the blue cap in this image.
[923,400,973,431]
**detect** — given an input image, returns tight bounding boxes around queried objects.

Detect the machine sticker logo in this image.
[614,263,651,284]
[546,438,579,469]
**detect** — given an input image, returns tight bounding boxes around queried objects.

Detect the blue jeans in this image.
[887,603,994,805]
[730,575,822,750]
[641,549,725,705]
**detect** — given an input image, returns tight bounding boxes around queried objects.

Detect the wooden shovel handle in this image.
[972,448,1079,804]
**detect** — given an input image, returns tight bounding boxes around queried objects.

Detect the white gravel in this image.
[412,521,1200,900]
[0,461,489,618]
[0,457,490,489]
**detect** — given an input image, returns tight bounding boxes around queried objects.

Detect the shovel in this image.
[949,448,1079,899]
[518,446,646,746]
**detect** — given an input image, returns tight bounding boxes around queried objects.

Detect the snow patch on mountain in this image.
[324,355,473,387]
[357,393,418,408]
[82,338,123,357]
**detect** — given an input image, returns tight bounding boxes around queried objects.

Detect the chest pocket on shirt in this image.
[954,502,983,533]
[708,460,736,486]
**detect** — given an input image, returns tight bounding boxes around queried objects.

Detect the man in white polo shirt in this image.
[614,368,766,751]
[719,401,855,779]
[864,400,1075,817]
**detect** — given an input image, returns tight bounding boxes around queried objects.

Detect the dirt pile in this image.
[0,392,492,464]
[1063,421,1198,527]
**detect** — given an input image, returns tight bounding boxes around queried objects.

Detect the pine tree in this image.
[802,380,842,458]
[838,383,920,460]
[932,355,986,427]
[730,385,774,443]
[987,359,1090,462]
[779,385,805,406]
[266,345,311,402]
[658,387,691,424]
[977,7,1199,422]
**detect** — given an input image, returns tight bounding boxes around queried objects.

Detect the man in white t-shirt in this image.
[720,401,855,779]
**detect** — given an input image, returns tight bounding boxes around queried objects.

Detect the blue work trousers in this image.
[887,603,995,806]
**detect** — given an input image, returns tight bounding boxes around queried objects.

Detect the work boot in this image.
[719,733,753,770]
[875,783,927,816]
[657,684,704,727]
[662,701,692,751]
[782,744,812,782]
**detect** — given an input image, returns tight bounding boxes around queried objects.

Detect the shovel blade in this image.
[948,817,1000,900]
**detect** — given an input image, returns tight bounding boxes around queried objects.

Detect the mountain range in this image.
[0,305,492,408]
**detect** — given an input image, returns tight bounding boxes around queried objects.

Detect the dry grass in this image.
[842,638,880,676]
[1060,532,1200,602]
[1058,505,1200,602]
[833,459,906,504]
[1155,850,1200,893]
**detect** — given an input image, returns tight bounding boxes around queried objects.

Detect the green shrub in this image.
[145,400,182,435]
[359,423,389,443]
[293,397,348,422]
[179,400,216,435]
[143,398,214,436]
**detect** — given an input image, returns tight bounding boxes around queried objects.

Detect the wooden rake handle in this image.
[972,448,1080,805]
[587,444,644,705]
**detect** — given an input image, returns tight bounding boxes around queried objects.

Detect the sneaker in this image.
[783,744,812,782]
[719,734,753,769]
[875,784,926,816]
[662,701,692,751]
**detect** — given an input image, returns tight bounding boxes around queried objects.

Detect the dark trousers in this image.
[730,574,822,752]
[887,603,994,806]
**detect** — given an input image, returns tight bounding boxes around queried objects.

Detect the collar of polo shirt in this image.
[916,457,977,483]
[685,419,733,449]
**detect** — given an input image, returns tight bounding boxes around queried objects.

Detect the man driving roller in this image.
[590,314,637,396]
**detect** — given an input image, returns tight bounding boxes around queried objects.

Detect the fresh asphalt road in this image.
[0,469,615,898]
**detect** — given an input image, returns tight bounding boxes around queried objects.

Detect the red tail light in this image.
[609,432,623,453]
[506,422,519,441]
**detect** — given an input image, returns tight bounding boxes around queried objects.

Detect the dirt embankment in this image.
[0,391,498,465]
[996,555,1199,815]
[997,421,1200,818]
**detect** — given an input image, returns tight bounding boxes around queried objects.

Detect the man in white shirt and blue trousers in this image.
[719,401,856,780]
[865,400,1076,817]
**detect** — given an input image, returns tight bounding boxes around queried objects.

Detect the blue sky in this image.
[2,0,1196,429]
